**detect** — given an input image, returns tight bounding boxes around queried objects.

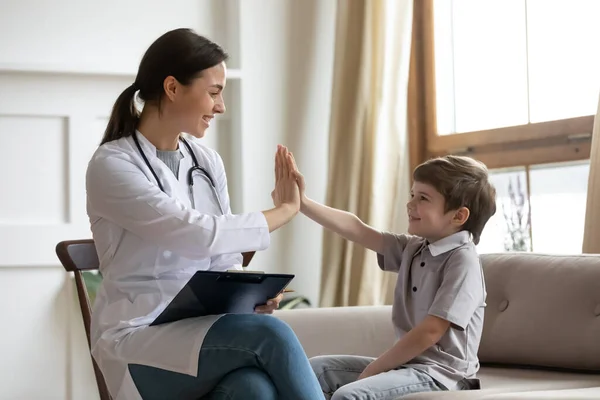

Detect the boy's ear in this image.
[453,207,470,226]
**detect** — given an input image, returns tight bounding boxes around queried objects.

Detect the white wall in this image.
[0,0,221,74]
[0,0,336,398]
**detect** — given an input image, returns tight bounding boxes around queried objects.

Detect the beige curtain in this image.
[582,93,600,253]
[320,0,413,307]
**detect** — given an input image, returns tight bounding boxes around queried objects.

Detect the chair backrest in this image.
[56,240,110,400]
[55,239,256,400]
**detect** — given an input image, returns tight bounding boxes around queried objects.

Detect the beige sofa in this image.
[275,253,600,399]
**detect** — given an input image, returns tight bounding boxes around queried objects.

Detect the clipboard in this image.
[150,270,295,326]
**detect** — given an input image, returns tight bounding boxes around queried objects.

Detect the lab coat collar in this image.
[428,231,471,257]
[133,129,156,155]
[133,130,191,161]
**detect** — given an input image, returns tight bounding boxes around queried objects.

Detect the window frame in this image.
[410,0,594,170]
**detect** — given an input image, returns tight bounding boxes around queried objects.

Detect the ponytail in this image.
[100,83,139,145]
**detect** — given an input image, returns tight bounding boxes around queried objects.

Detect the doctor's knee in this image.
[208,367,277,400]
[253,315,297,342]
[217,314,303,352]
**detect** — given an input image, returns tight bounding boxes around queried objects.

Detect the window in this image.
[413,0,598,169]
[477,167,529,254]
[529,161,589,253]
[477,160,590,254]
[409,1,597,254]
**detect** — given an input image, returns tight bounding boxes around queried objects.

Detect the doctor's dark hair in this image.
[101,28,228,145]
[413,155,497,245]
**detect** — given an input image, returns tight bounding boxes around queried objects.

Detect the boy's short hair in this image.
[413,155,497,245]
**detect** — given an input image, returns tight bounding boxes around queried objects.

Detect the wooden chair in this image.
[56,239,256,400]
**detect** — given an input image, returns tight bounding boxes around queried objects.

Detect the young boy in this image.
[285,150,496,399]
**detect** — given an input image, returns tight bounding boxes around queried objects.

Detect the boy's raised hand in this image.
[273,146,308,212]
[288,152,308,207]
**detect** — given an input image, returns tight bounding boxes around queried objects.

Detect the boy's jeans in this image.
[128,314,325,400]
[310,355,446,400]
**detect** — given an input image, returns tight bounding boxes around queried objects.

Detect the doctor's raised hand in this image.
[84,28,325,400]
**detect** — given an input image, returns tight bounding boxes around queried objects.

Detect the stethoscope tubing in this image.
[132,131,225,214]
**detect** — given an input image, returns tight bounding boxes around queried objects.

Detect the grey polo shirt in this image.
[377,230,486,390]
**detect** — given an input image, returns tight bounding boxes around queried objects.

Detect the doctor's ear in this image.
[163,76,179,102]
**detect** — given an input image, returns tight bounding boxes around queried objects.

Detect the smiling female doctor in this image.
[85,29,324,400]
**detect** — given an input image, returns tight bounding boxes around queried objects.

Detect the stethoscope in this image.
[133,131,225,214]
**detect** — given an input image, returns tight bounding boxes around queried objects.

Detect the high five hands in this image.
[271,145,305,212]
[254,145,302,315]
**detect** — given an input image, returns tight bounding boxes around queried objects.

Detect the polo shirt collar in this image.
[428,231,471,257]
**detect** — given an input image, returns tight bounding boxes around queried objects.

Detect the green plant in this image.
[502,175,531,252]
[82,271,103,305]
[280,295,312,310]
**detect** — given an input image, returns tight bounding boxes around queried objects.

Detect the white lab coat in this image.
[85,132,271,400]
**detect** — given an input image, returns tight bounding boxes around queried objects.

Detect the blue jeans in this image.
[128,314,325,400]
[310,355,445,399]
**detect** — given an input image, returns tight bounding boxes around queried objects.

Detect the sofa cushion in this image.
[275,306,395,358]
[478,253,600,371]
[477,386,600,399]
[399,367,600,399]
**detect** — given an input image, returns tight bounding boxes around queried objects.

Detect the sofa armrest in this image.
[274,306,395,358]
